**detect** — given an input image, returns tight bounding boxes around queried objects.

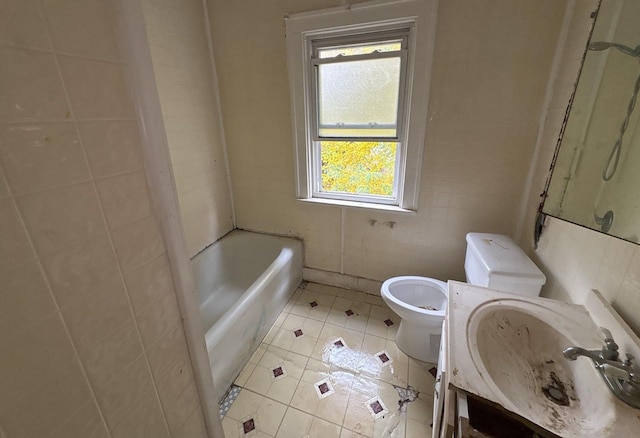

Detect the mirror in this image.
[543,0,640,244]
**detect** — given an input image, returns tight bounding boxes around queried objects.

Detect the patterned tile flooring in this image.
[221,282,437,438]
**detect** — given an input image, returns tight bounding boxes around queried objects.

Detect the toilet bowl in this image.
[381,276,448,363]
[381,233,547,363]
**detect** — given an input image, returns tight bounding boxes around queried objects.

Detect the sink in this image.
[446,282,640,438]
[467,301,615,436]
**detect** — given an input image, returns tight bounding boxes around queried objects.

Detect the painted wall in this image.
[141,0,233,257]
[206,0,566,284]
[0,0,206,436]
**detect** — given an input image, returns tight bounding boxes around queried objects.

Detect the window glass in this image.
[317,57,401,138]
[320,141,397,196]
[318,41,402,58]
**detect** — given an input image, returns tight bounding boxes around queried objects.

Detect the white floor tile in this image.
[227,283,438,438]
[224,389,287,437]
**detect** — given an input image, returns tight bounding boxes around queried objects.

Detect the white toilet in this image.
[381,232,546,363]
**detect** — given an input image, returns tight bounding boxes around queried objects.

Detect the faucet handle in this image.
[599,327,613,338]
[599,327,620,360]
[625,353,635,366]
[599,327,616,342]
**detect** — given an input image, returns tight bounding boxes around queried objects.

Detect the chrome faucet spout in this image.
[563,346,593,361]
[562,332,640,409]
[562,346,632,372]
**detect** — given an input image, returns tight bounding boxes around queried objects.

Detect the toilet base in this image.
[395,320,442,363]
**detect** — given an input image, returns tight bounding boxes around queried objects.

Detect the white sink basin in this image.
[468,301,615,436]
[447,282,640,438]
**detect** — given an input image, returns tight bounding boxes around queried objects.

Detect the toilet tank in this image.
[464,233,546,297]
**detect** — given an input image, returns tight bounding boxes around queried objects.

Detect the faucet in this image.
[562,328,640,408]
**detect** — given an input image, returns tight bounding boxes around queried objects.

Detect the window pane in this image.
[318,41,401,59]
[317,57,401,138]
[320,141,397,196]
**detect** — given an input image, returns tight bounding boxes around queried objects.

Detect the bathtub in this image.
[191,230,303,401]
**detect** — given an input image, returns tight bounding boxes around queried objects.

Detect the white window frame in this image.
[285,0,438,211]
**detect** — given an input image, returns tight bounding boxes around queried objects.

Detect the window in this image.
[285,0,437,211]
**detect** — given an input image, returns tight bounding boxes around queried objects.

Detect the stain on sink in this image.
[541,370,571,406]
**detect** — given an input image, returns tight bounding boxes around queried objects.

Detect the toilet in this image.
[381,232,546,362]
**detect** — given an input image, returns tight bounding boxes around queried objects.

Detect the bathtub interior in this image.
[192,231,287,328]
[193,232,281,293]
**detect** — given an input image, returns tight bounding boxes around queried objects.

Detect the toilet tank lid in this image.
[466,233,546,283]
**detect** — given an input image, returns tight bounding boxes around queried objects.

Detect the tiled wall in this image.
[535,219,640,335]
[141,0,233,257]
[206,0,566,283]
[0,0,206,436]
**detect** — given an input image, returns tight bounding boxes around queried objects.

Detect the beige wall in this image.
[0,0,206,436]
[141,0,233,257]
[207,0,566,283]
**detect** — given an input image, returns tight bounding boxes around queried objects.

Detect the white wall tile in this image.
[0,167,9,200]
[61,279,132,352]
[110,389,170,438]
[58,56,135,120]
[141,0,233,256]
[96,171,153,230]
[17,182,107,255]
[41,234,120,306]
[163,382,201,435]
[0,357,93,437]
[79,121,145,178]
[147,322,191,380]
[0,0,52,50]
[0,46,69,121]
[136,291,182,348]
[0,261,57,332]
[40,0,121,61]
[0,1,206,436]
[79,317,144,394]
[124,254,176,313]
[0,198,35,267]
[95,356,155,431]
[536,217,640,335]
[613,249,640,334]
[111,216,165,273]
[48,400,110,438]
[0,123,90,195]
[178,407,208,438]
[0,313,77,408]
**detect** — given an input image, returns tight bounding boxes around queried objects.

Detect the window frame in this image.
[311,31,408,142]
[285,0,438,211]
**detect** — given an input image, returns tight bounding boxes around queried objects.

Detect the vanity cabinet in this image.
[434,371,557,437]
[433,309,556,438]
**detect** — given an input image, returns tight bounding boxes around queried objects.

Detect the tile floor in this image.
[221,282,437,438]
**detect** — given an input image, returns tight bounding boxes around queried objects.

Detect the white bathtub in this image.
[191,230,303,401]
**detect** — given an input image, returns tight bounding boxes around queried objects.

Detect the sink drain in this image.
[542,372,570,406]
[543,386,569,405]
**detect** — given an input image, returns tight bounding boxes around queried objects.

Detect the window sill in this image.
[296,197,417,214]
